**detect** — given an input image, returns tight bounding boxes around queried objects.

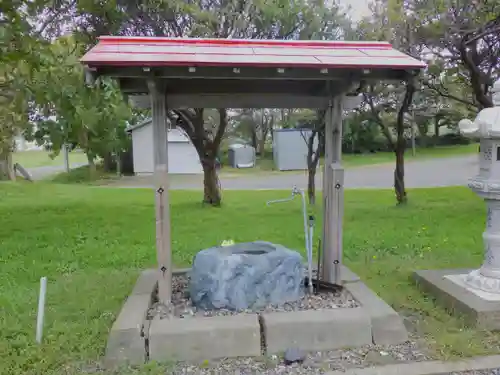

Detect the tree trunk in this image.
[86,152,96,178]
[434,117,440,138]
[202,158,221,206]
[250,128,258,150]
[394,80,416,205]
[306,127,322,205]
[394,139,406,205]
[258,133,267,156]
[459,40,494,109]
[175,108,227,206]
[0,151,15,181]
[116,151,122,177]
[102,152,114,172]
[307,167,317,205]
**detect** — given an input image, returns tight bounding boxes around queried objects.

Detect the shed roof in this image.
[126,120,190,143]
[82,36,425,70]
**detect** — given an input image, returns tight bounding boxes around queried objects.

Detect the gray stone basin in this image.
[189,241,304,310]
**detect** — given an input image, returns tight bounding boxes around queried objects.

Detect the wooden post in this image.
[148,79,172,307]
[321,95,344,285]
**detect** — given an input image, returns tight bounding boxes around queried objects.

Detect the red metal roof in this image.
[81,36,426,70]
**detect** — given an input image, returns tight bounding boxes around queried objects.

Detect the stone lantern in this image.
[453,78,500,296]
[414,79,500,328]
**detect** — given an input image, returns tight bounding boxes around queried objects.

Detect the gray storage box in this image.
[228,144,256,168]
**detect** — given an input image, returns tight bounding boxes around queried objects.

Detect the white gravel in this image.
[148,274,359,319]
[147,274,429,374]
[449,371,500,375]
[168,342,430,374]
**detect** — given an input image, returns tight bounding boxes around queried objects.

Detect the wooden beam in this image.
[321,95,344,285]
[148,79,172,307]
[94,65,413,82]
[129,93,362,110]
[122,78,329,95]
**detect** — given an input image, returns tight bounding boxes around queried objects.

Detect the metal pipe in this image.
[266,190,296,206]
[36,277,47,344]
[297,189,313,294]
[316,239,322,294]
[307,215,314,294]
[267,186,314,294]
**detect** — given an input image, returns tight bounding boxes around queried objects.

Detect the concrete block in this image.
[104,294,151,366]
[309,265,360,283]
[341,265,361,284]
[346,282,408,345]
[324,354,500,375]
[131,269,158,296]
[414,268,500,329]
[149,314,261,362]
[104,269,158,367]
[262,308,372,354]
[172,268,191,276]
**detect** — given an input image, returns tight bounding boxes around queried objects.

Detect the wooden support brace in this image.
[147,79,172,307]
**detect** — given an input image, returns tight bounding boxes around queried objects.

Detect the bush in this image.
[436,133,473,146]
[50,164,117,184]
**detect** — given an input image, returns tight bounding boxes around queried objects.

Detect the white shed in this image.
[127,119,202,175]
[272,128,317,171]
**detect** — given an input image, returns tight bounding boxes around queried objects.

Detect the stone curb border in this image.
[104,266,409,366]
[324,354,500,375]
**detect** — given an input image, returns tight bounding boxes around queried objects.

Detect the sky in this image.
[339,0,372,22]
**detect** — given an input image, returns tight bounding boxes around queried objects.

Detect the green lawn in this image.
[13,150,88,169]
[220,143,479,175]
[0,182,497,375]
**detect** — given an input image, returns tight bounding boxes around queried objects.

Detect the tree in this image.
[355,0,422,204]
[1,0,85,179]
[0,1,45,179]
[414,0,500,110]
[29,36,132,177]
[71,0,350,206]
[303,110,325,205]
[230,109,277,155]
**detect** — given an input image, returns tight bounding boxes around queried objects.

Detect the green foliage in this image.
[0,0,50,170]
[29,36,133,164]
[343,113,387,153]
[412,0,500,109]
[50,164,117,184]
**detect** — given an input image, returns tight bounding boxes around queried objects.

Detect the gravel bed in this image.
[146,273,429,374]
[148,274,359,319]
[448,371,500,375]
[168,341,430,374]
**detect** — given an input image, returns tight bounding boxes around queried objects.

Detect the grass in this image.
[0,182,497,375]
[13,150,89,169]
[220,143,479,175]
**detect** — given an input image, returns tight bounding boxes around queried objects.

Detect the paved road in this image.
[104,155,478,190]
[28,163,87,180]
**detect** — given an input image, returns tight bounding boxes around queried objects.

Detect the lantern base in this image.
[462,269,500,297]
[415,268,500,329]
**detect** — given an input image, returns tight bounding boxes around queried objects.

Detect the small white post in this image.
[62,144,70,173]
[411,124,416,157]
[36,276,47,344]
